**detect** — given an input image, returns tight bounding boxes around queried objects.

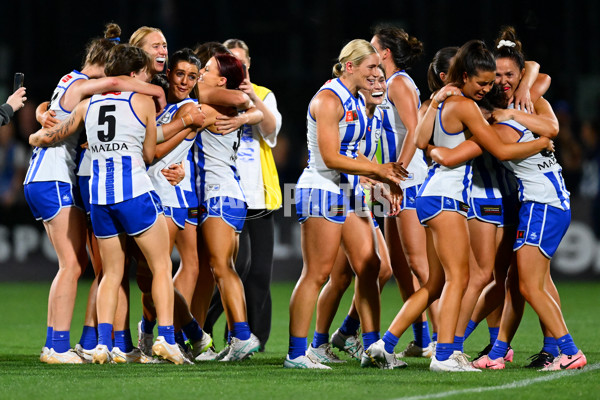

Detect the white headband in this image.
[497,40,516,49]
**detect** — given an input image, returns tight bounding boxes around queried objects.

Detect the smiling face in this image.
[360,67,386,106]
[350,52,381,92]
[495,57,523,100]
[167,61,199,102]
[462,69,496,101]
[199,57,225,88]
[140,31,168,74]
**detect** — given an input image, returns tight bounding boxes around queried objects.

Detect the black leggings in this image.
[204,209,275,349]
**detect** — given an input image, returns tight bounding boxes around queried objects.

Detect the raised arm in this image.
[456,98,552,160]
[155,103,206,159]
[214,106,264,134]
[239,77,282,146]
[530,73,551,103]
[492,96,558,138]
[428,139,483,167]
[511,60,539,112]
[35,101,60,128]
[64,76,167,111]
[415,85,461,149]
[29,99,87,147]
[197,82,252,109]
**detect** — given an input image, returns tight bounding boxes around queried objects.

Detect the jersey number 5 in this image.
[98,105,116,142]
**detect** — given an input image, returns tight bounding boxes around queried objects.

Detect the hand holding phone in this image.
[13,72,24,92]
[7,73,27,113]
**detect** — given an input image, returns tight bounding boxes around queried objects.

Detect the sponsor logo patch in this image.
[345,110,358,123]
[479,205,502,216]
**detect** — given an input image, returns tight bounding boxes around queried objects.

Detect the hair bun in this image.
[104,23,122,40]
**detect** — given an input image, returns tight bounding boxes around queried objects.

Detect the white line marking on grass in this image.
[394,363,600,400]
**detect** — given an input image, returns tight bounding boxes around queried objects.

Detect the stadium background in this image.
[0,0,599,281]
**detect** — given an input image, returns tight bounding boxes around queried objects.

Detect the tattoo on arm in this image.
[43,112,77,145]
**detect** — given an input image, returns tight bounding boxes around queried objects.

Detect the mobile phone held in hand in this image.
[14,72,24,92]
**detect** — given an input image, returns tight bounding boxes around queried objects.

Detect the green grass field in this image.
[0,280,598,400]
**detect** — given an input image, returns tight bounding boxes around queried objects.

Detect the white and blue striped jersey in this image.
[379,71,428,189]
[85,91,154,205]
[149,98,198,208]
[418,100,473,203]
[360,105,384,161]
[296,78,366,193]
[24,70,89,185]
[194,122,244,204]
[470,151,517,199]
[499,120,570,210]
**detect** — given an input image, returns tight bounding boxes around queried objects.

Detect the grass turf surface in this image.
[0,281,598,400]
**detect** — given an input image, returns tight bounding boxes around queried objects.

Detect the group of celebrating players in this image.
[24,20,587,372]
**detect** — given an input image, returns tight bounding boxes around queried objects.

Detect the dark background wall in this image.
[1,0,599,281]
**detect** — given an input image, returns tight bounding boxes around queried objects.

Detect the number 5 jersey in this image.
[84,91,154,205]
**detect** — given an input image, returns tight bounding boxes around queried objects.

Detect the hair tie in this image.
[336,62,343,69]
[497,40,515,49]
[108,37,121,43]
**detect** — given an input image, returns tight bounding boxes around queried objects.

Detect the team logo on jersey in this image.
[345,110,358,123]
[516,230,525,239]
[157,111,173,125]
[207,184,220,192]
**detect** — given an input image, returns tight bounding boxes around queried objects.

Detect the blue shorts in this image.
[78,176,91,214]
[295,187,369,224]
[199,196,247,233]
[467,197,503,225]
[90,191,163,238]
[164,206,188,230]
[514,202,570,259]
[186,207,199,225]
[400,185,420,211]
[24,181,84,221]
[415,195,469,225]
[467,194,519,227]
